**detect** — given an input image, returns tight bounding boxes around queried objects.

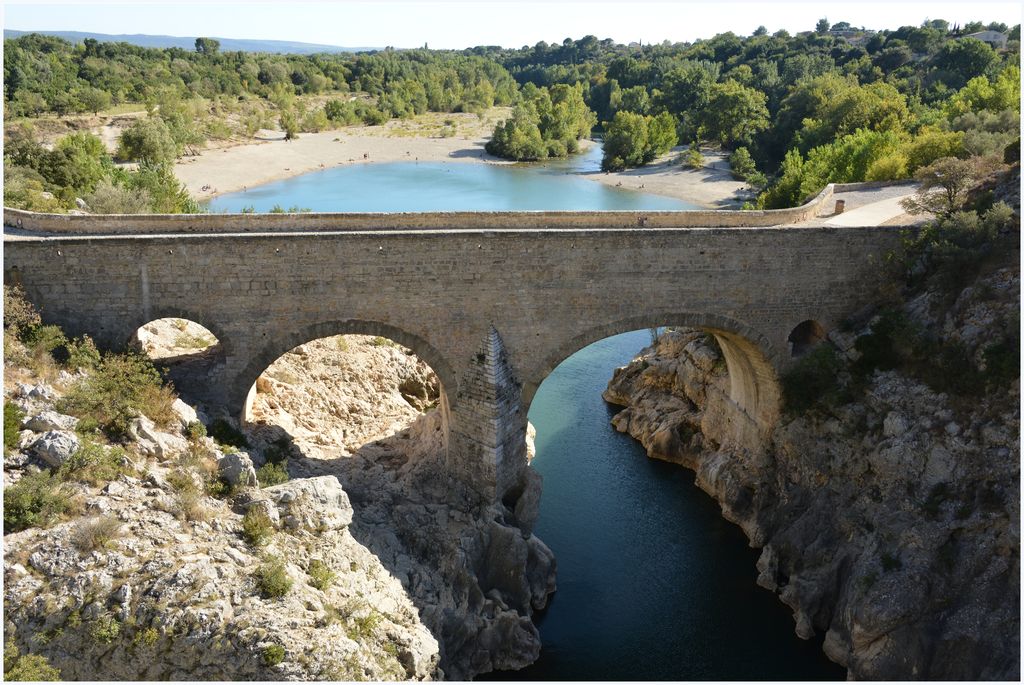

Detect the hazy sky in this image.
[3,0,1021,49]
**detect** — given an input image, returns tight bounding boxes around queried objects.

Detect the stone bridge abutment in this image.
[4,206,902,504]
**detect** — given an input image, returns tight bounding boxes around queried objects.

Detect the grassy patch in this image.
[307,559,337,592]
[346,609,381,642]
[173,332,214,349]
[71,515,123,553]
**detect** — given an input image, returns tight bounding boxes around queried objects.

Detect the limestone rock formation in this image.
[603,267,1019,680]
[4,331,553,681]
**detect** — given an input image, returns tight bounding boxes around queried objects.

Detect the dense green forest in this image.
[3,19,1020,213]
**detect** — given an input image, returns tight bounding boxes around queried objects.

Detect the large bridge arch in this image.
[231,318,459,426]
[524,312,781,438]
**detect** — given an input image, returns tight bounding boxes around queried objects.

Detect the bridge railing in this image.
[3,182,893,236]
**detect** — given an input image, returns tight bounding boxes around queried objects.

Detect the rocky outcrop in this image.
[245,334,554,678]
[602,267,1019,680]
[4,332,553,681]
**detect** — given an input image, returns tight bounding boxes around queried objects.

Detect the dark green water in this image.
[488,331,844,681]
[205,144,696,212]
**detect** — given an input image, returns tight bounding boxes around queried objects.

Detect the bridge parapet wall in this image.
[4,184,839,234]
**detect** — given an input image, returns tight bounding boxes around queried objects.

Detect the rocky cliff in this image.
[603,262,1019,679]
[3,330,553,680]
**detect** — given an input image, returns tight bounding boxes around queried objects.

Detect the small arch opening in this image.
[788,320,826,358]
[130,317,225,406]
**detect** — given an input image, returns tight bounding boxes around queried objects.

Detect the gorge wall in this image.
[602,262,1020,679]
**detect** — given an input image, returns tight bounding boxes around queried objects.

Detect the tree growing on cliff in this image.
[900,156,1003,216]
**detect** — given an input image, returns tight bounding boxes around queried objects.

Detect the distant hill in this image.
[3,29,381,54]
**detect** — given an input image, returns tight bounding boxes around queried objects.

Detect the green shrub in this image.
[58,440,130,485]
[307,559,337,592]
[185,421,207,442]
[89,614,121,644]
[3,642,61,681]
[208,419,249,448]
[894,204,1014,293]
[58,352,175,440]
[66,335,101,371]
[261,644,286,667]
[3,471,75,533]
[729,146,757,180]
[852,309,920,376]
[880,552,902,572]
[781,344,844,413]
[982,334,1020,387]
[242,508,275,546]
[22,325,67,356]
[256,461,289,487]
[3,285,42,338]
[923,482,951,519]
[685,143,704,169]
[254,557,293,598]
[5,401,25,453]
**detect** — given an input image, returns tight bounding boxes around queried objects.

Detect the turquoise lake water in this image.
[486,331,844,681]
[205,144,697,212]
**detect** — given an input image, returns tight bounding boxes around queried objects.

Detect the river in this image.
[204,144,696,212]
[487,330,844,681]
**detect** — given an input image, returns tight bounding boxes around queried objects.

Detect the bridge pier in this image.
[447,327,529,503]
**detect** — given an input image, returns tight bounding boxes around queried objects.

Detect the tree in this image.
[195,37,220,55]
[601,110,676,171]
[728,146,757,180]
[486,104,546,160]
[117,117,179,164]
[696,80,769,148]
[279,111,299,140]
[900,156,1002,216]
[645,111,678,161]
[75,86,112,116]
[816,18,831,34]
[931,38,999,90]
[602,110,648,171]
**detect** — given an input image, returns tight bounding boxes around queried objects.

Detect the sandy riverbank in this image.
[174,110,752,209]
[579,146,754,209]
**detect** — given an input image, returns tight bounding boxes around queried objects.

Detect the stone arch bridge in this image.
[3,190,902,504]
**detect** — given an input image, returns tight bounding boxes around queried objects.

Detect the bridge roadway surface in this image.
[2,183,917,504]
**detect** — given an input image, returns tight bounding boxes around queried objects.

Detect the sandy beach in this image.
[174,111,751,209]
